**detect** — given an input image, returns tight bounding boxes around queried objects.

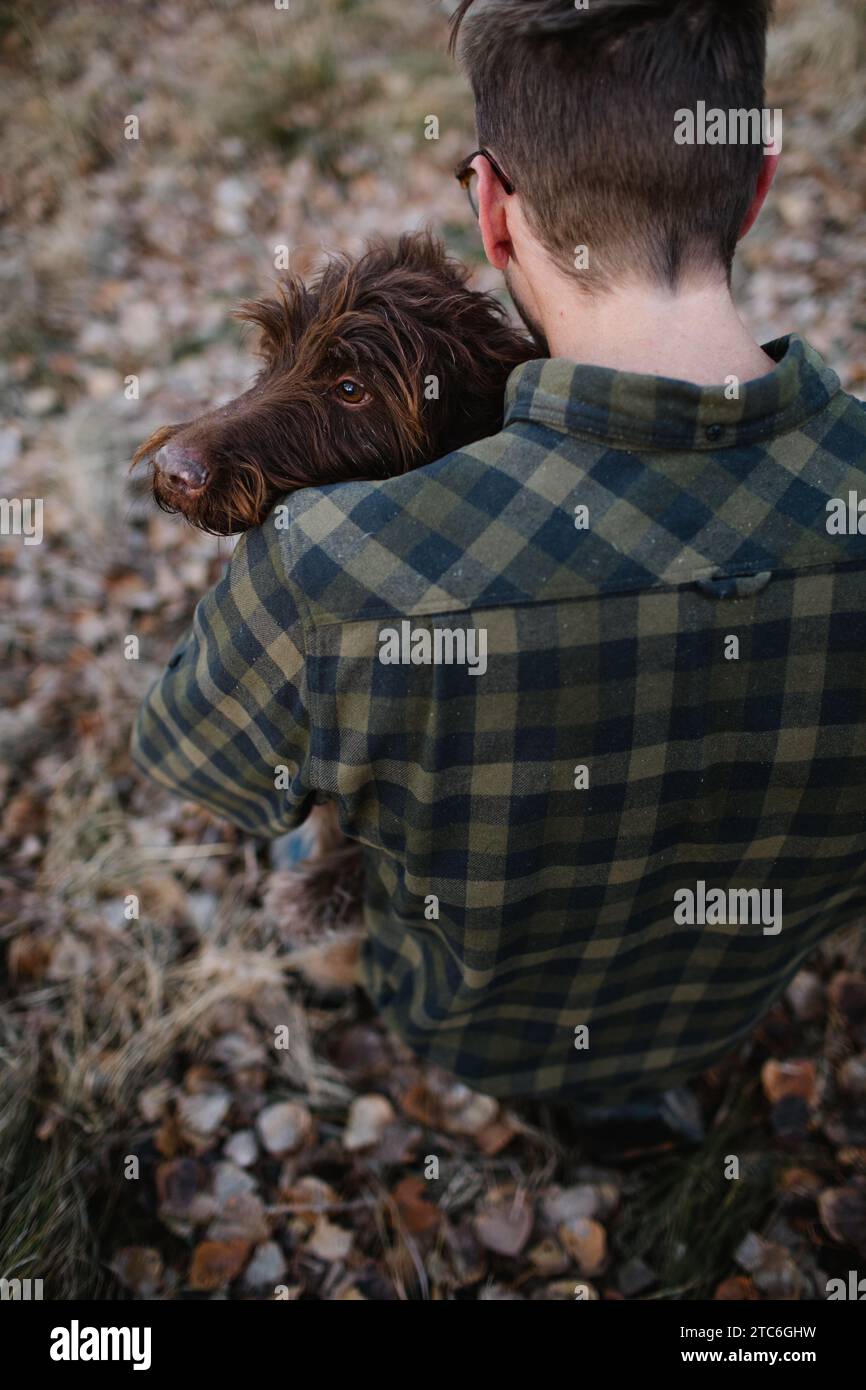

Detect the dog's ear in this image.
[234,276,314,363]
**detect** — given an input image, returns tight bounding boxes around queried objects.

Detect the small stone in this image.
[343,1094,396,1151]
[542,1182,618,1227]
[119,300,161,351]
[211,1032,268,1071]
[307,1217,353,1263]
[444,1091,499,1136]
[208,1193,270,1245]
[474,1186,534,1258]
[256,1100,312,1156]
[83,367,121,401]
[177,1089,231,1140]
[224,1129,258,1167]
[138,1082,173,1124]
[0,426,22,469]
[212,1161,257,1201]
[786,970,824,1023]
[734,1231,769,1272]
[23,386,58,416]
[839,1055,866,1097]
[242,1240,287,1290]
[818,1185,866,1254]
[752,1248,803,1300]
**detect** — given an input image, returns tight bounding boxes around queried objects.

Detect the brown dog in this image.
[135,231,537,535]
[134,232,538,938]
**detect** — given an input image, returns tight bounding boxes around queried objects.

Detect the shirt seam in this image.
[299,554,866,629]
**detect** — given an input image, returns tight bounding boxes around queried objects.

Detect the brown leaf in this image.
[714,1276,760,1301]
[391,1175,443,1236]
[761,1059,818,1107]
[399,1080,444,1128]
[7,931,54,981]
[529,1237,569,1277]
[188,1238,251,1291]
[473,1117,517,1156]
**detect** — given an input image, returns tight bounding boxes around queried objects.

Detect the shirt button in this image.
[705,424,723,442]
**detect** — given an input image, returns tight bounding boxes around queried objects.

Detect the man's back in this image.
[134,333,866,1099]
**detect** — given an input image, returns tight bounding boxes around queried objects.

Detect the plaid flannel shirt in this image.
[132,334,866,1101]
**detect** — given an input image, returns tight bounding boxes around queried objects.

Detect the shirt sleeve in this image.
[130,516,315,837]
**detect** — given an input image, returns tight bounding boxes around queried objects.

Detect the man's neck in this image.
[533,274,776,388]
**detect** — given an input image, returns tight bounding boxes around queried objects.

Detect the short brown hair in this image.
[451,0,773,291]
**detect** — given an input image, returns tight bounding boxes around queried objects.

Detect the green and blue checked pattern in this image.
[133,335,866,1100]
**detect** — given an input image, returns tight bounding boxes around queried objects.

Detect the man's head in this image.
[134,233,535,535]
[451,0,777,302]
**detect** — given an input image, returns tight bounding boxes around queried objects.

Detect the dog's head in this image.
[133,232,539,535]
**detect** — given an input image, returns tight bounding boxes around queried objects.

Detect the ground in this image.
[1,0,866,1301]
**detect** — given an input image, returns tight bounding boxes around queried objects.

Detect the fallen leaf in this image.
[189,1238,251,1291]
[390,1176,443,1236]
[714,1276,760,1300]
[761,1059,818,1107]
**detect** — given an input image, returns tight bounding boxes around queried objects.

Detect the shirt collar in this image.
[503,334,840,452]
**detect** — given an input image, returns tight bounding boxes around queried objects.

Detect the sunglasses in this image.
[454,148,515,217]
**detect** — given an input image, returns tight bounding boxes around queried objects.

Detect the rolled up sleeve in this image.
[131,518,314,837]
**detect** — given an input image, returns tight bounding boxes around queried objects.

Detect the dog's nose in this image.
[156,443,209,493]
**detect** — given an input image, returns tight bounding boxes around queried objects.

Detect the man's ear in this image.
[475,155,515,271]
[738,151,780,241]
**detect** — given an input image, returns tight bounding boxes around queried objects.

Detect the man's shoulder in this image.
[268,426,542,622]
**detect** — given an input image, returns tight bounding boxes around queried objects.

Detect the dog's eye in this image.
[333,377,368,406]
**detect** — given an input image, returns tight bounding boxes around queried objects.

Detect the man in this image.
[133,0,866,1127]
